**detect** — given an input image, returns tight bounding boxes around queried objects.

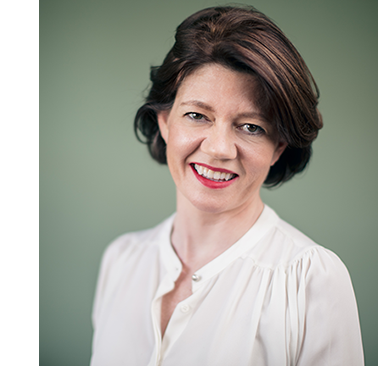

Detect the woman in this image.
[91,6,364,366]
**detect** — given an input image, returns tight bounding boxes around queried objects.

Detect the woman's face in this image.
[158,64,286,215]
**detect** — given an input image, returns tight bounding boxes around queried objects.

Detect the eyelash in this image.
[185,112,207,121]
[239,124,265,135]
[185,112,265,135]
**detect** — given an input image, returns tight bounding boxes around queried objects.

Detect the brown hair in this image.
[134,5,323,186]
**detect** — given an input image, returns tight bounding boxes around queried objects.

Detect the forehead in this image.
[174,64,261,115]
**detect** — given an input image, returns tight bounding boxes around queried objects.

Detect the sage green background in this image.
[40,0,378,364]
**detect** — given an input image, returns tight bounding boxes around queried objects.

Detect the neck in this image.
[171,191,264,272]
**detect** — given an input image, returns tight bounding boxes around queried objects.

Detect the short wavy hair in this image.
[134,6,323,187]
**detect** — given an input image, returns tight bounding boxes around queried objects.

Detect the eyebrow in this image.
[180,100,268,122]
[180,100,215,112]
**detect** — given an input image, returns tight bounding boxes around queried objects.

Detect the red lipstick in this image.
[190,163,238,189]
[191,162,237,174]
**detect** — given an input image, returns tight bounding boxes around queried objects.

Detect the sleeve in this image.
[296,248,364,366]
[91,240,122,330]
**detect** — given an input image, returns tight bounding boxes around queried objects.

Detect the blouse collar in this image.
[157,205,279,288]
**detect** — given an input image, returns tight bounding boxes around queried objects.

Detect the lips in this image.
[192,163,237,181]
[190,163,238,189]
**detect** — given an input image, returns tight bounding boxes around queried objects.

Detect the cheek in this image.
[242,144,278,174]
[167,126,202,158]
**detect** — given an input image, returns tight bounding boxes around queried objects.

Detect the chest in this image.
[92,259,303,366]
[160,271,192,337]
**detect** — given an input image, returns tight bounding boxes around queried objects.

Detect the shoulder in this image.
[255,206,349,277]
[280,216,348,274]
[100,214,175,269]
[95,214,175,294]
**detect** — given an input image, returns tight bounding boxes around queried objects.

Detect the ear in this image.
[157,110,170,143]
[271,140,288,166]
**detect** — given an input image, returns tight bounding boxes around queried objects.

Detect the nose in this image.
[201,122,237,160]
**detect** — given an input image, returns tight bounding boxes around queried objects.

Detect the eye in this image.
[185,112,206,121]
[239,124,265,135]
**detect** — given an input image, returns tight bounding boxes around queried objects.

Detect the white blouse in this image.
[90,205,364,366]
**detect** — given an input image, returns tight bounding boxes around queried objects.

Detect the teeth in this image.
[193,164,235,182]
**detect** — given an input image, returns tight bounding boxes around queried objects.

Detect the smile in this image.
[191,163,238,182]
[190,163,238,190]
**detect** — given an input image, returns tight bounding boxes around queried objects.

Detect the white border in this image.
[0,1,39,365]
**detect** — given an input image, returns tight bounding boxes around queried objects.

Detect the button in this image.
[180,304,190,313]
[192,273,201,282]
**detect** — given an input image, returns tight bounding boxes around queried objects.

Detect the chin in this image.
[186,192,244,215]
